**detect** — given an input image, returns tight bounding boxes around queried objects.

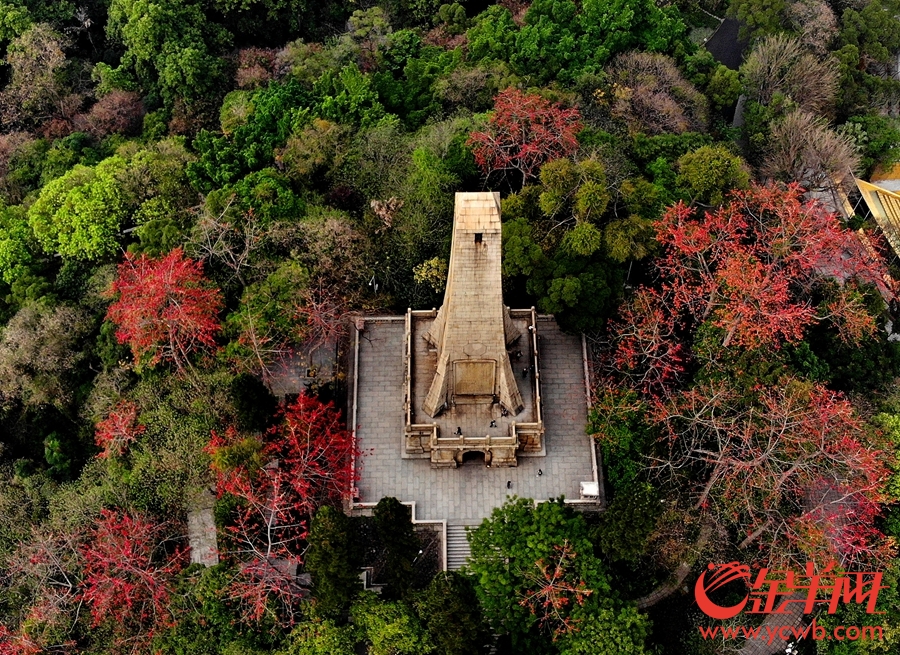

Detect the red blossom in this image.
[467,89,582,185]
[106,248,223,370]
[94,401,145,458]
[519,540,593,640]
[608,288,686,395]
[652,184,889,351]
[207,394,358,625]
[652,379,893,568]
[80,509,184,647]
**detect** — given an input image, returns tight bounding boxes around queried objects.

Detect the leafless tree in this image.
[0,24,70,129]
[741,34,839,116]
[786,0,839,55]
[73,90,145,138]
[0,303,92,409]
[606,51,708,135]
[187,197,267,286]
[762,110,861,193]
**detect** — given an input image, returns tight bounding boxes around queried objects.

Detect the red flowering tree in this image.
[519,540,593,640]
[3,529,83,652]
[652,378,893,568]
[653,183,889,350]
[80,510,185,649]
[467,89,582,186]
[207,393,358,625]
[606,288,686,396]
[94,401,145,458]
[0,627,41,655]
[106,248,223,370]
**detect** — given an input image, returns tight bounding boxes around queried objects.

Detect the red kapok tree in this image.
[94,401,145,458]
[653,183,890,351]
[607,287,686,396]
[519,540,593,640]
[0,627,41,655]
[207,393,358,626]
[467,88,582,186]
[652,378,893,569]
[80,509,185,648]
[106,247,223,370]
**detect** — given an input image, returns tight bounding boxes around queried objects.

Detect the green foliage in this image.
[373,497,421,600]
[107,0,232,105]
[501,185,624,332]
[27,155,132,260]
[728,0,786,40]
[154,563,278,655]
[706,66,742,112]
[594,482,658,562]
[466,498,649,652]
[467,0,690,84]
[278,619,356,655]
[556,603,650,655]
[412,572,489,655]
[0,2,32,45]
[632,131,713,165]
[411,257,447,292]
[0,203,37,286]
[116,371,241,514]
[675,144,750,205]
[207,168,304,226]
[538,158,609,223]
[188,79,313,191]
[373,42,459,129]
[814,559,900,654]
[350,591,433,655]
[220,90,255,135]
[315,64,387,128]
[306,506,362,619]
[222,259,308,370]
[844,114,900,175]
[587,388,653,493]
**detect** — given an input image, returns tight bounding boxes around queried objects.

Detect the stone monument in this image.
[403,192,544,468]
[422,192,524,417]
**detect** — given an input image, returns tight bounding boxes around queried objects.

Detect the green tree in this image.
[106,0,231,105]
[373,497,421,600]
[305,506,362,619]
[412,572,489,655]
[27,156,133,260]
[278,618,356,655]
[350,591,433,655]
[0,203,37,287]
[315,64,387,128]
[594,482,659,562]
[0,2,31,46]
[728,0,786,40]
[675,145,750,206]
[153,563,278,655]
[466,497,649,652]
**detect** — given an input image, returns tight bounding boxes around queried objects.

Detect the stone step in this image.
[445,524,472,571]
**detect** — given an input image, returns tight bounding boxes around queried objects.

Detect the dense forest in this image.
[0,0,899,653]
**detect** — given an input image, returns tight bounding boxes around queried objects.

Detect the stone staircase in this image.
[445,523,472,570]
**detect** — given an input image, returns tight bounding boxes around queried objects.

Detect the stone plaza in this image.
[347,193,601,569]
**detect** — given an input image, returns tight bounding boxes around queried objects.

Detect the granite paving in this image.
[353,315,595,523]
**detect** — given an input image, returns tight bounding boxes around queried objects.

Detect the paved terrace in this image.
[351,315,598,524]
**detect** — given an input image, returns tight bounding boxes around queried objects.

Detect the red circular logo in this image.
[694,562,751,619]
